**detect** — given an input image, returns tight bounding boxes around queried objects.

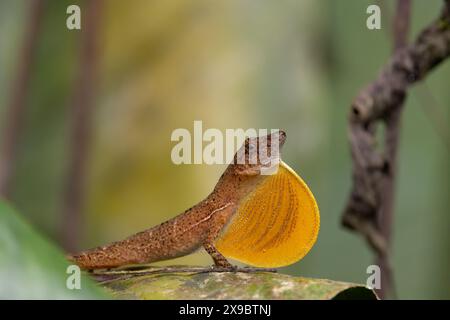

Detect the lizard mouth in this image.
[277,130,287,147]
[233,130,287,167]
[255,130,286,165]
[268,129,286,154]
[258,130,286,173]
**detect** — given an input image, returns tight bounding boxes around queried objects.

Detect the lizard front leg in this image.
[203,203,236,269]
[204,243,234,269]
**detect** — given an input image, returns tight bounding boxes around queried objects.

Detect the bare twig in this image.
[373,0,411,300]
[393,0,411,49]
[380,0,450,150]
[342,0,450,299]
[0,0,45,198]
[89,266,278,283]
[61,0,103,251]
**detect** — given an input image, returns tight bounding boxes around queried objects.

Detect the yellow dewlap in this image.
[215,161,320,267]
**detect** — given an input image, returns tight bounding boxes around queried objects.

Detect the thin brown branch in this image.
[61,0,103,252]
[374,0,411,300]
[90,266,278,283]
[393,0,411,49]
[380,0,450,149]
[397,0,449,149]
[342,0,450,299]
[0,0,45,198]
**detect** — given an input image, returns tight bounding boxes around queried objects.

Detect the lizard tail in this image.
[67,245,142,270]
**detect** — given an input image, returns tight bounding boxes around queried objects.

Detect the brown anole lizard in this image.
[69,130,288,270]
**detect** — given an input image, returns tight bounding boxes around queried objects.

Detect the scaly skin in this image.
[68,130,286,269]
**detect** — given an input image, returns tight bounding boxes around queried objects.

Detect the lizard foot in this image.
[211,263,237,271]
[204,242,235,270]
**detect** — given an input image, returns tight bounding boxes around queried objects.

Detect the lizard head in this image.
[232,130,286,176]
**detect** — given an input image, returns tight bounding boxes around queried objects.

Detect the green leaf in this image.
[100,266,378,300]
[0,200,108,299]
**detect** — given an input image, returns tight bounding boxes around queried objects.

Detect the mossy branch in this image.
[92,266,378,300]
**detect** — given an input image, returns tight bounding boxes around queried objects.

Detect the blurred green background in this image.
[0,0,448,299]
